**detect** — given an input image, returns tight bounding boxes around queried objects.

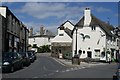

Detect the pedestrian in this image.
[107,53,111,64]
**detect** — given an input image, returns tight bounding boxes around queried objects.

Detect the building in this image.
[72,8,117,62]
[28,27,55,49]
[0,6,29,53]
[0,14,5,57]
[51,20,74,58]
[113,26,120,61]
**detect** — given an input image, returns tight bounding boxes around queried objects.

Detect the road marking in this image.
[61,70,65,72]
[70,68,74,70]
[51,58,66,67]
[33,77,39,78]
[43,66,46,70]
[66,69,70,72]
[55,70,59,72]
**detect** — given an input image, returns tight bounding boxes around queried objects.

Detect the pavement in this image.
[51,57,115,68]
[38,53,116,68]
[2,53,118,78]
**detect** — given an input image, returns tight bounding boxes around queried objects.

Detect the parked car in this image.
[27,52,35,63]
[19,52,31,66]
[113,63,120,80]
[2,52,23,73]
[27,50,37,60]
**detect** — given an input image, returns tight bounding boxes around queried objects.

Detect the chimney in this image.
[84,8,91,26]
[29,27,33,36]
[40,26,45,35]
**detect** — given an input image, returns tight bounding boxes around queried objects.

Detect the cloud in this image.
[23,21,58,34]
[96,7,111,13]
[14,2,87,19]
[1,0,119,2]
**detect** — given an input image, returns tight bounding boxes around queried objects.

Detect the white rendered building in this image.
[51,20,74,57]
[72,8,117,62]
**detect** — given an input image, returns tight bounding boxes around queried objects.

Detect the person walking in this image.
[107,53,111,64]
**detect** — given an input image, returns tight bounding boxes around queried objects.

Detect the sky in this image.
[2,2,118,34]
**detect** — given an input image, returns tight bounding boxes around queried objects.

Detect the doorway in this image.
[87,51,92,58]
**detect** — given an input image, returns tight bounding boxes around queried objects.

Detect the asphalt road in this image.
[2,53,119,79]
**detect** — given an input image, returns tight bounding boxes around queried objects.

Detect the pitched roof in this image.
[64,28,72,38]
[57,20,74,38]
[57,20,74,29]
[74,14,115,37]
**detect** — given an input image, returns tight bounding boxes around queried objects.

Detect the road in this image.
[2,53,118,79]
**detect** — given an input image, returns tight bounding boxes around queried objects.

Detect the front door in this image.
[87,51,92,58]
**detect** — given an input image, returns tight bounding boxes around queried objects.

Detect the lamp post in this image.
[72,26,80,65]
[75,27,78,55]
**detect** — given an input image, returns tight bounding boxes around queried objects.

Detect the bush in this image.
[63,52,72,60]
[37,45,51,53]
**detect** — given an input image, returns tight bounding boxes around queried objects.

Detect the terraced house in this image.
[0,6,29,53]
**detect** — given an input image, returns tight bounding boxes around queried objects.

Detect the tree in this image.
[37,45,51,53]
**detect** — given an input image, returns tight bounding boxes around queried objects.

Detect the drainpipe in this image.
[75,27,78,55]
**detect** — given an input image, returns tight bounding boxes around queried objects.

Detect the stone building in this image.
[0,6,29,53]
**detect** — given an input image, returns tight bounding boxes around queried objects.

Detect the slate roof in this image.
[64,28,72,38]
[58,20,74,38]
[73,14,115,37]
[57,20,74,29]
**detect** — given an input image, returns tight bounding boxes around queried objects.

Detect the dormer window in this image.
[91,26,96,31]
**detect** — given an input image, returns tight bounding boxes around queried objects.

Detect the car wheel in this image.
[10,66,14,72]
[21,63,24,69]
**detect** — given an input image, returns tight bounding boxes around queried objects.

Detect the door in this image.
[87,51,92,58]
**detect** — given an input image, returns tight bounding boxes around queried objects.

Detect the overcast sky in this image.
[2,2,118,34]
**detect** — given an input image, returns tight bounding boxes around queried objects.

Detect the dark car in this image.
[2,52,23,73]
[19,52,31,66]
[27,52,34,63]
[27,50,37,60]
[113,64,120,80]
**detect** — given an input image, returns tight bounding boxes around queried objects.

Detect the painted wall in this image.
[58,21,74,34]
[0,7,6,18]
[29,37,54,47]
[52,30,72,43]
[72,26,106,59]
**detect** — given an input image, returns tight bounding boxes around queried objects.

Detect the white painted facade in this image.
[0,7,6,18]
[52,30,72,43]
[51,21,74,43]
[72,8,117,61]
[29,36,54,47]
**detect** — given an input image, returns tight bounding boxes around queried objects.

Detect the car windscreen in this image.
[28,52,32,56]
[19,52,26,57]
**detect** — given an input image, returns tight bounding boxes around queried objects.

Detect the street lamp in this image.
[72,25,80,65]
[75,26,78,55]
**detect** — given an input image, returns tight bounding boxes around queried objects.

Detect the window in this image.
[91,26,96,30]
[83,51,85,54]
[59,34,64,36]
[48,37,50,42]
[94,49,100,57]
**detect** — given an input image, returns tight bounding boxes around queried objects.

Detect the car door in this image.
[12,53,19,69]
[16,53,23,68]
